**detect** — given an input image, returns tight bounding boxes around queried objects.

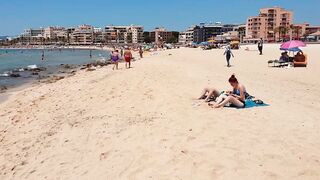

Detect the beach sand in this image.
[0,44,320,179]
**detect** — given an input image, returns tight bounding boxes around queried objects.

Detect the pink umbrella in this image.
[280,40,306,49]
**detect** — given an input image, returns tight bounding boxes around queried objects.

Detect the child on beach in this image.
[123,47,132,69]
[111,50,120,70]
[223,46,234,67]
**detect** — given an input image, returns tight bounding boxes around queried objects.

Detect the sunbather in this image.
[198,87,221,102]
[212,75,248,108]
[199,75,248,108]
[279,51,289,63]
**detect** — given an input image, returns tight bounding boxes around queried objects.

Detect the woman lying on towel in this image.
[198,74,249,108]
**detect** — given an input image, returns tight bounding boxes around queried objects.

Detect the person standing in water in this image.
[123,46,133,69]
[41,50,45,61]
[223,46,234,67]
[258,38,263,55]
[111,50,120,70]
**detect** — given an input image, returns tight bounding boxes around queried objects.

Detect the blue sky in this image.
[1,0,319,35]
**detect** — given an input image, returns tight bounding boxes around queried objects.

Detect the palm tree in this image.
[275,26,289,42]
[294,26,302,40]
[273,27,281,42]
[289,24,295,40]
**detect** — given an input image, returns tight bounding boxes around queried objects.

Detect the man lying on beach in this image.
[198,75,249,108]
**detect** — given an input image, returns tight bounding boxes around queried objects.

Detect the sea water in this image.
[0,48,110,87]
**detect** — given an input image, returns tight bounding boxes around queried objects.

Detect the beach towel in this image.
[243,99,269,109]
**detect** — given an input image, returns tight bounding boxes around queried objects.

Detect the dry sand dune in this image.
[0,44,320,179]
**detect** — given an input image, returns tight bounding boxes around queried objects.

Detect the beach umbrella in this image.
[280,47,301,52]
[280,40,306,49]
[200,42,209,45]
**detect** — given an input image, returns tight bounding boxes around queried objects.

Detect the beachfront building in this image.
[44,27,67,39]
[20,28,45,45]
[215,24,247,43]
[291,23,320,41]
[21,28,44,38]
[233,24,246,42]
[288,23,320,40]
[93,27,105,44]
[245,7,293,43]
[130,26,144,44]
[305,25,320,36]
[178,32,187,44]
[193,23,223,43]
[179,27,194,44]
[215,31,240,43]
[44,27,67,44]
[146,27,179,45]
[71,25,94,45]
[104,25,144,44]
[307,31,320,42]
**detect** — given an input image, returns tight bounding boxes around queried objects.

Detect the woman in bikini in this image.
[199,75,248,108]
[111,50,120,70]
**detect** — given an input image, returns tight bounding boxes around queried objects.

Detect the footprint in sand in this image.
[99,152,110,160]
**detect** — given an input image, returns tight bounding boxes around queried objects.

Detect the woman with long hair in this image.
[199,74,248,108]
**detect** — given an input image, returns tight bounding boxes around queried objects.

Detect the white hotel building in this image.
[105,25,144,44]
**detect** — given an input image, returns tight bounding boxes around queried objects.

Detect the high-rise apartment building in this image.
[246,7,293,42]
[104,25,143,44]
[71,25,94,45]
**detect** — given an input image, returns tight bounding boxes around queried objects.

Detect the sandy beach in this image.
[1,44,320,179]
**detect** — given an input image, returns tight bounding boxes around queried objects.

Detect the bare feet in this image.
[208,103,221,108]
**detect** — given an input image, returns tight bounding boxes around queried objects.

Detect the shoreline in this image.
[0,48,113,103]
[0,62,112,104]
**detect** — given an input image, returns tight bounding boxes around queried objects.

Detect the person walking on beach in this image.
[258,38,263,55]
[123,46,133,69]
[223,46,234,67]
[111,50,120,70]
[139,46,143,58]
[120,48,124,57]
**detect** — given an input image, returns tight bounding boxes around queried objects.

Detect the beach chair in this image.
[293,54,307,67]
[268,60,289,67]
